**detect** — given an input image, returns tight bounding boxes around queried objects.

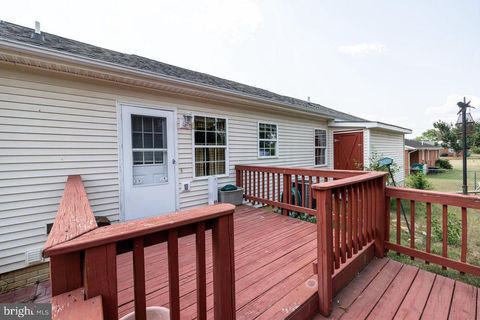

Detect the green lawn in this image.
[387,157,480,287]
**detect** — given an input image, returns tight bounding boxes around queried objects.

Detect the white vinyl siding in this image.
[0,66,332,274]
[369,129,406,184]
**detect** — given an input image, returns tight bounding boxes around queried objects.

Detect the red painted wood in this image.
[50,252,82,296]
[316,189,333,316]
[51,288,103,320]
[347,187,353,259]
[313,171,387,191]
[375,177,385,258]
[384,195,390,253]
[84,244,118,320]
[340,188,347,264]
[334,190,340,269]
[461,207,468,264]
[44,204,235,257]
[442,204,448,269]
[426,202,432,264]
[212,215,236,320]
[340,260,403,320]
[449,281,477,320]
[410,200,415,260]
[352,186,358,254]
[422,275,455,320]
[133,237,146,320]
[44,175,97,254]
[396,198,401,247]
[393,269,436,320]
[195,223,207,320]
[235,165,365,179]
[308,176,313,209]
[386,186,480,209]
[367,264,418,320]
[168,229,180,320]
[385,242,480,275]
[333,131,364,170]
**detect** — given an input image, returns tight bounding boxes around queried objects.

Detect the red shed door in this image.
[334,131,364,170]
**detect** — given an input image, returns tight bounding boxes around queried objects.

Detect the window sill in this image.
[257,156,279,160]
[193,174,230,181]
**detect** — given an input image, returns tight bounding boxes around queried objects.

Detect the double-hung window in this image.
[194,116,227,177]
[314,129,327,166]
[258,123,278,157]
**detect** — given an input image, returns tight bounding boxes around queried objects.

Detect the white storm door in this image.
[121,105,176,220]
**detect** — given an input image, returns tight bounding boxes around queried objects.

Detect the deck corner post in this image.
[374,176,386,258]
[316,188,333,316]
[84,243,118,320]
[212,214,236,320]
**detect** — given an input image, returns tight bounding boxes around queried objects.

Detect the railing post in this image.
[212,214,236,320]
[315,188,333,316]
[84,243,118,320]
[374,176,386,258]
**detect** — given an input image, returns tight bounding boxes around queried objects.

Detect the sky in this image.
[2,0,479,137]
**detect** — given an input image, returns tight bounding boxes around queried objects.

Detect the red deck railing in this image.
[385,187,480,276]
[43,176,236,320]
[312,171,387,315]
[235,165,365,216]
[45,169,480,319]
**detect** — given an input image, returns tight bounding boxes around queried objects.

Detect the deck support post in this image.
[212,214,236,320]
[316,189,333,316]
[50,252,82,297]
[374,176,386,258]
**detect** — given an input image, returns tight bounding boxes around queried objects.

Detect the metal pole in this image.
[462,97,468,195]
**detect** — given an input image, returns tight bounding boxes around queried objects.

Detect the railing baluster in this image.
[358,183,364,249]
[262,171,265,200]
[442,204,448,269]
[301,175,306,207]
[426,202,432,264]
[361,182,367,245]
[352,186,359,253]
[396,198,401,251]
[410,200,415,260]
[461,207,468,268]
[133,237,146,320]
[334,189,340,269]
[308,176,313,209]
[341,187,347,263]
[267,172,270,201]
[277,173,281,207]
[294,175,299,206]
[168,229,180,320]
[347,187,353,258]
[249,171,252,201]
[196,223,207,320]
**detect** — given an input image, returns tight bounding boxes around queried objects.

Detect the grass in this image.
[388,157,480,287]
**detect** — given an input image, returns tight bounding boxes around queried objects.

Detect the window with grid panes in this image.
[194,116,227,177]
[314,129,327,166]
[258,123,278,157]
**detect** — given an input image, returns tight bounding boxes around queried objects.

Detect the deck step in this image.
[51,287,103,320]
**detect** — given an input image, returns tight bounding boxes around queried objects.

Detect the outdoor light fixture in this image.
[182,113,193,129]
[456,97,475,194]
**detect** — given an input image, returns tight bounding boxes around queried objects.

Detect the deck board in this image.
[314,258,478,320]
[116,205,317,319]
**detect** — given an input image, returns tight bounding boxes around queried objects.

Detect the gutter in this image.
[0,37,339,120]
[328,120,412,134]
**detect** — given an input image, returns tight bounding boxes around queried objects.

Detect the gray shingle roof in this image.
[405,139,441,149]
[0,21,363,121]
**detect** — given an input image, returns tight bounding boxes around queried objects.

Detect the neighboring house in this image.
[0,21,411,276]
[404,139,442,175]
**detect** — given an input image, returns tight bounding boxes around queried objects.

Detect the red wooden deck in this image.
[314,258,479,320]
[2,205,479,319]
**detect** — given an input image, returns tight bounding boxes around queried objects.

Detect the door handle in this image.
[172,159,176,165]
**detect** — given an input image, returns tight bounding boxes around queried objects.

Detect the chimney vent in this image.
[31,21,44,41]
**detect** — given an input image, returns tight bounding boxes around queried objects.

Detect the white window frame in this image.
[314,128,328,167]
[192,114,229,179]
[258,121,279,159]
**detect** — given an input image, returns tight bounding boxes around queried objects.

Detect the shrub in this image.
[471,146,480,154]
[435,158,452,169]
[432,211,461,246]
[406,172,432,190]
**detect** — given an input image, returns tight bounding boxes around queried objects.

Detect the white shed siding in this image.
[369,129,405,184]
[0,67,332,273]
